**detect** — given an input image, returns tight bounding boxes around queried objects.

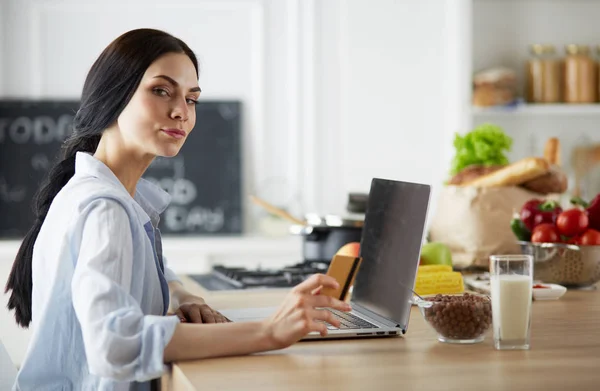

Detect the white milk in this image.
[490,274,532,341]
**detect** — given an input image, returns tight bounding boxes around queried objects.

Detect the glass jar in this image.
[563,44,597,103]
[525,44,562,103]
[596,45,600,103]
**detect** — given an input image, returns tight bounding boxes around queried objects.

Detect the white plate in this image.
[533,283,567,301]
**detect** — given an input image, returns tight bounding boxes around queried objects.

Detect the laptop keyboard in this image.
[322,308,379,330]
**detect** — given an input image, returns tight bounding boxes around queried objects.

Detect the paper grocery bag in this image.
[428,185,544,269]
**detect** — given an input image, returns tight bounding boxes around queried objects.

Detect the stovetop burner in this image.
[188,260,330,291]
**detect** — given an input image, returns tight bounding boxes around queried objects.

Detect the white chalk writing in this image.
[0,177,26,203]
[145,175,225,232]
[31,153,51,171]
[0,114,74,144]
[145,177,197,205]
[165,205,225,232]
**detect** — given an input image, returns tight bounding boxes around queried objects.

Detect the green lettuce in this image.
[450,123,512,175]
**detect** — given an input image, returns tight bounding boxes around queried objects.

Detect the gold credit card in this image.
[321,254,363,301]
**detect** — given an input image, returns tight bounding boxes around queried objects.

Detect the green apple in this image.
[420,242,453,267]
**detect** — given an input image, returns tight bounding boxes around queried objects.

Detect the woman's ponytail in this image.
[4,134,100,327]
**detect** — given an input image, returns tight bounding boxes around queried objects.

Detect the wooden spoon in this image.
[249,195,306,226]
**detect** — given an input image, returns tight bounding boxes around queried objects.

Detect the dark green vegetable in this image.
[510,218,531,241]
[570,196,589,208]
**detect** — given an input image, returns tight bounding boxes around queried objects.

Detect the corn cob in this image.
[417,264,453,274]
[414,271,465,296]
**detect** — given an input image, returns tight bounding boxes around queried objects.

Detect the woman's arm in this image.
[164,274,350,362]
[163,321,271,361]
[72,199,179,382]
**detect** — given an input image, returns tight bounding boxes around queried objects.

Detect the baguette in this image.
[544,137,561,166]
[448,164,505,185]
[461,157,550,188]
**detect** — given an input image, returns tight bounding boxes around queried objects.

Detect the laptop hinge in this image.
[351,302,401,330]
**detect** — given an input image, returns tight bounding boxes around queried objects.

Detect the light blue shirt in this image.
[14,152,182,390]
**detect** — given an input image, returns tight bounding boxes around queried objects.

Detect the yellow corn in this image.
[417,264,453,274]
[414,271,465,296]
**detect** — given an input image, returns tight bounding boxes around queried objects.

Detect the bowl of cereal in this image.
[414,293,492,344]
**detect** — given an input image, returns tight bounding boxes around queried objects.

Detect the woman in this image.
[5,28,350,390]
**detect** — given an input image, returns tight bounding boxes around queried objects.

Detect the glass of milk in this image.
[490,254,534,350]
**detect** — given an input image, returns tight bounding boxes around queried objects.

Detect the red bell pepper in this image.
[520,199,563,231]
[587,196,600,231]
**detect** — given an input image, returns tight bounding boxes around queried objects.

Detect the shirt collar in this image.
[134,179,171,227]
[74,152,171,222]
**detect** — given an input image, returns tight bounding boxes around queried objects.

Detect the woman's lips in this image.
[161,128,186,139]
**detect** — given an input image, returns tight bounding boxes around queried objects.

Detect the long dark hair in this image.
[5,28,199,328]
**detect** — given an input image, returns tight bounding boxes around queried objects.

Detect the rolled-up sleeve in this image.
[71,199,179,382]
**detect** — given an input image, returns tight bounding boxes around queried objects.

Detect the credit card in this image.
[321,254,363,301]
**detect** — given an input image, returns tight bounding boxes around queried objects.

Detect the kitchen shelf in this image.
[472,104,600,117]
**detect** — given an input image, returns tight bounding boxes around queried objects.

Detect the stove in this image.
[188,260,330,291]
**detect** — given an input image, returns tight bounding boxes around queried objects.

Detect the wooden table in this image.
[163,277,600,391]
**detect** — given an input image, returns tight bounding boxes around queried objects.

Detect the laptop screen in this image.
[352,178,431,332]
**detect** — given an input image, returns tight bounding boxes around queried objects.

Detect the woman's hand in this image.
[174,296,229,324]
[168,281,228,323]
[262,273,352,349]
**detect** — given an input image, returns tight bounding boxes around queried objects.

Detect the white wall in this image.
[0,0,462,219]
[0,0,464,366]
[0,2,4,95]
[0,0,305,231]
[326,0,467,219]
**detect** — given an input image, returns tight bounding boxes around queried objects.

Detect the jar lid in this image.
[566,44,591,55]
[530,44,556,55]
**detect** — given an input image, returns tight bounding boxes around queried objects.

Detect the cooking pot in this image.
[290,214,363,262]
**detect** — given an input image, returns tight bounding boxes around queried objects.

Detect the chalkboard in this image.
[0,100,242,238]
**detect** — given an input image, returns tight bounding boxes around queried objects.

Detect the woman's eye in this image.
[153,88,169,97]
[186,98,199,105]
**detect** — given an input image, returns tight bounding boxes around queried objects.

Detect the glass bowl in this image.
[414,293,492,344]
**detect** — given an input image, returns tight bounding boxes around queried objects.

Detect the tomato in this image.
[531,223,561,243]
[556,209,589,237]
[578,229,600,246]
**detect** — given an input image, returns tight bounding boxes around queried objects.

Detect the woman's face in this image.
[117,52,200,158]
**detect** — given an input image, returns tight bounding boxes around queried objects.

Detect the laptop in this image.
[220,178,431,339]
